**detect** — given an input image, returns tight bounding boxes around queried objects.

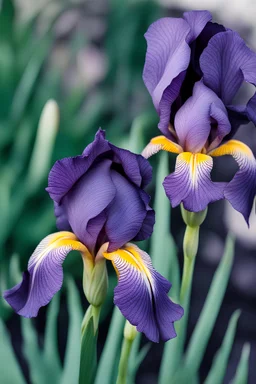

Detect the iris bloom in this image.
[142,10,256,223]
[4,130,183,342]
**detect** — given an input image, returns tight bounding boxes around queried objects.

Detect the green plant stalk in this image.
[116,321,137,384]
[79,304,101,384]
[160,207,206,384]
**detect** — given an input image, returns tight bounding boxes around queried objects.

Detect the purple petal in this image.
[63,160,116,252]
[4,232,87,317]
[105,171,149,252]
[183,10,212,43]
[47,129,111,203]
[174,81,231,152]
[110,144,152,188]
[163,152,225,212]
[104,244,183,342]
[143,17,191,135]
[210,140,256,223]
[200,30,256,105]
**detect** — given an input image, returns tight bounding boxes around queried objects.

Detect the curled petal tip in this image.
[4,232,89,317]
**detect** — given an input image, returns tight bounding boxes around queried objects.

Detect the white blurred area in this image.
[160,0,256,46]
[224,201,256,249]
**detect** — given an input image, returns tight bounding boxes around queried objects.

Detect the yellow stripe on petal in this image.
[163,151,224,211]
[103,244,152,282]
[180,152,212,186]
[209,140,255,161]
[4,231,93,318]
[209,140,256,223]
[141,136,183,159]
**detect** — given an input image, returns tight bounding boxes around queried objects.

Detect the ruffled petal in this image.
[142,135,183,159]
[174,81,231,152]
[110,144,152,188]
[63,160,116,252]
[209,140,256,223]
[163,152,225,212]
[3,232,90,317]
[200,30,256,106]
[103,243,183,342]
[105,171,150,252]
[47,129,111,203]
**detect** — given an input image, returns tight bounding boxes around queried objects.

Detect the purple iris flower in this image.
[142,10,256,223]
[4,130,183,342]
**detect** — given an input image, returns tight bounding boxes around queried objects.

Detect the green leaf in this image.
[79,316,97,384]
[205,310,241,384]
[61,278,83,384]
[10,37,52,127]
[21,317,45,384]
[42,293,62,382]
[232,343,250,384]
[0,0,15,39]
[128,333,151,384]
[184,235,235,375]
[0,319,25,384]
[95,306,125,384]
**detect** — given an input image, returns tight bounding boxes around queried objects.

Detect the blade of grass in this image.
[43,293,62,382]
[21,318,45,384]
[205,310,241,384]
[61,278,83,384]
[0,319,26,384]
[95,306,125,384]
[184,235,235,374]
[232,343,250,384]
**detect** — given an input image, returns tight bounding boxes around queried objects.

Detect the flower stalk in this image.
[117,321,137,384]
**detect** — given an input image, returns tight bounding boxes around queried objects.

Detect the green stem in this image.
[116,322,137,384]
[159,207,206,384]
[79,305,101,384]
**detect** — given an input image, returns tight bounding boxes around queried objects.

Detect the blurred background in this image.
[0,0,256,383]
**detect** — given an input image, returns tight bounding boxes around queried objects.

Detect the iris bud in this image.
[83,253,108,307]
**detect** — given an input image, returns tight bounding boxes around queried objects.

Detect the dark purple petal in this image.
[133,209,155,242]
[174,81,230,152]
[63,160,116,252]
[200,30,256,105]
[104,244,183,342]
[209,140,256,223]
[47,129,111,203]
[110,144,152,188]
[4,232,87,317]
[105,171,148,252]
[163,152,225,212]
[54,202,71,231]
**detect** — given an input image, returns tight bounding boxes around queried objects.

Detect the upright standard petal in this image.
[183,10,212,43]
[209,140,256,223]
[143,18,191,136]
[103,243,183,342]
[200,30,256,109]
[110,144,152,188]
[63,160,116,252]
[174,81,231,153]
[105,171,152,251]
[3,232,91,317]
[163,152,225,212]
[47,129,111,203]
